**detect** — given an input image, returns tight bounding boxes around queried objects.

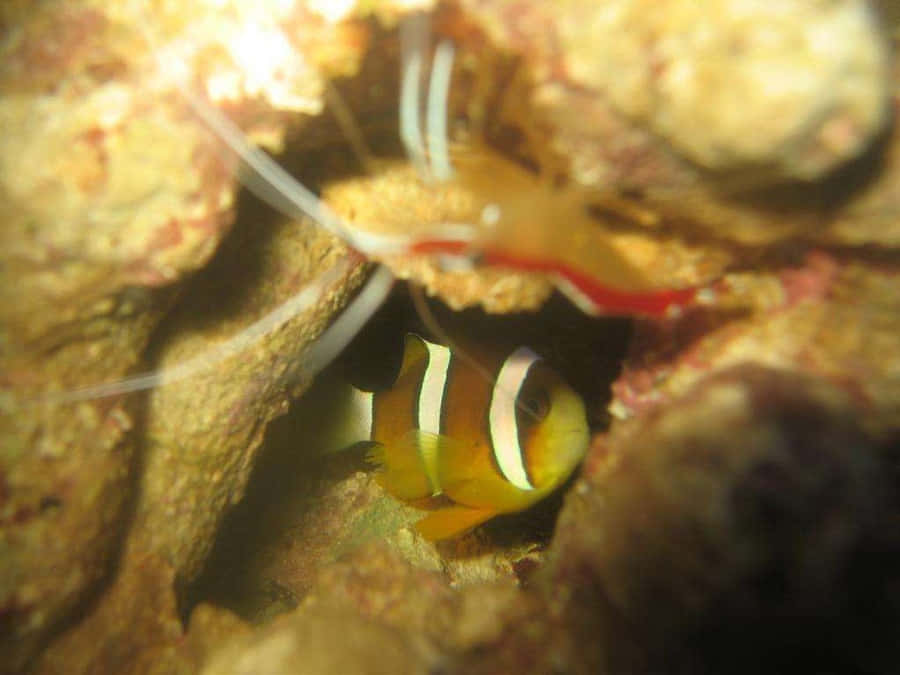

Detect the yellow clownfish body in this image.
[331,334,589,541]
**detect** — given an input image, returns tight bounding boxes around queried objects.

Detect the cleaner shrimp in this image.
[391,11,700,318]
[35,2,703,407]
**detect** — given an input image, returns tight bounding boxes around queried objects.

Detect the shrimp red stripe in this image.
[409,239,697,318]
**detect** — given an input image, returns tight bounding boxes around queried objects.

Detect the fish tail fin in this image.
[414,504,496,541]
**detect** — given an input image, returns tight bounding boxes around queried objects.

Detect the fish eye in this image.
[520,389,550,422]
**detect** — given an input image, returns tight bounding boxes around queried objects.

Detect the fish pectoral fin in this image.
[367,431,461,502]
[414,504,497,541]
[367,442,431,501]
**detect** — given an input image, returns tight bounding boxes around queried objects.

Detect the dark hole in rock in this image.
[173,7,635,635]
[184,284,629,624]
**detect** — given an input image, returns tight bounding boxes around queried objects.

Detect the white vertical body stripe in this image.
[418,339,452,435]
[489,347,539,491]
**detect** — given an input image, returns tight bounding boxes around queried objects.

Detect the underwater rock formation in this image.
[547,366,898,674]
[612,255,900,441]
[190,367,898,675]
[534,0,889,183]
[199,606,438,675]
[1,0,898,674]
[0,0,367,670]
[0,3,232,669]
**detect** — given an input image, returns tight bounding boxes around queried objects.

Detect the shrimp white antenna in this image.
[303,265,394,376]
[177,85,406,258]
[42,260,393,403]
[39,15,399,405]
[425,41,455,182]
[177,90,339,232]
[134,18,407,258]
[399,12,431,179]
[324,80,375,173]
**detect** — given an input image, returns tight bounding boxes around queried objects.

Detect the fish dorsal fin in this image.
[396,333,431,380]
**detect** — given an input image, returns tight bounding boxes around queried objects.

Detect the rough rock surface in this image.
[199,606,438,675]
[612,255,900,439]
[186,416,554,623]
[551,0,889,182]
[544,366,899,674]
[1,0,367,670]
[0,1,233,668]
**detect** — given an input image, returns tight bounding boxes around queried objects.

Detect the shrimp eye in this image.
[521,389,550,422]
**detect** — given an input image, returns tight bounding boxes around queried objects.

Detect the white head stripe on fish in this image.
[489,346,540,491]
[417,339,452,435]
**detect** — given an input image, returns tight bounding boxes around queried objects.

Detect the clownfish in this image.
[312,333,589,541]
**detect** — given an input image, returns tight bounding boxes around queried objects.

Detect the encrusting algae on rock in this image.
[2,1,900,674]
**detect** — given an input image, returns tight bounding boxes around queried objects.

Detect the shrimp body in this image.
[59,10,701,405]
[410,147,698,317]
[394,25,699,319]
[175,12,700,320]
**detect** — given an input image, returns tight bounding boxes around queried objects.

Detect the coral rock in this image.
[550,366,898,673]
